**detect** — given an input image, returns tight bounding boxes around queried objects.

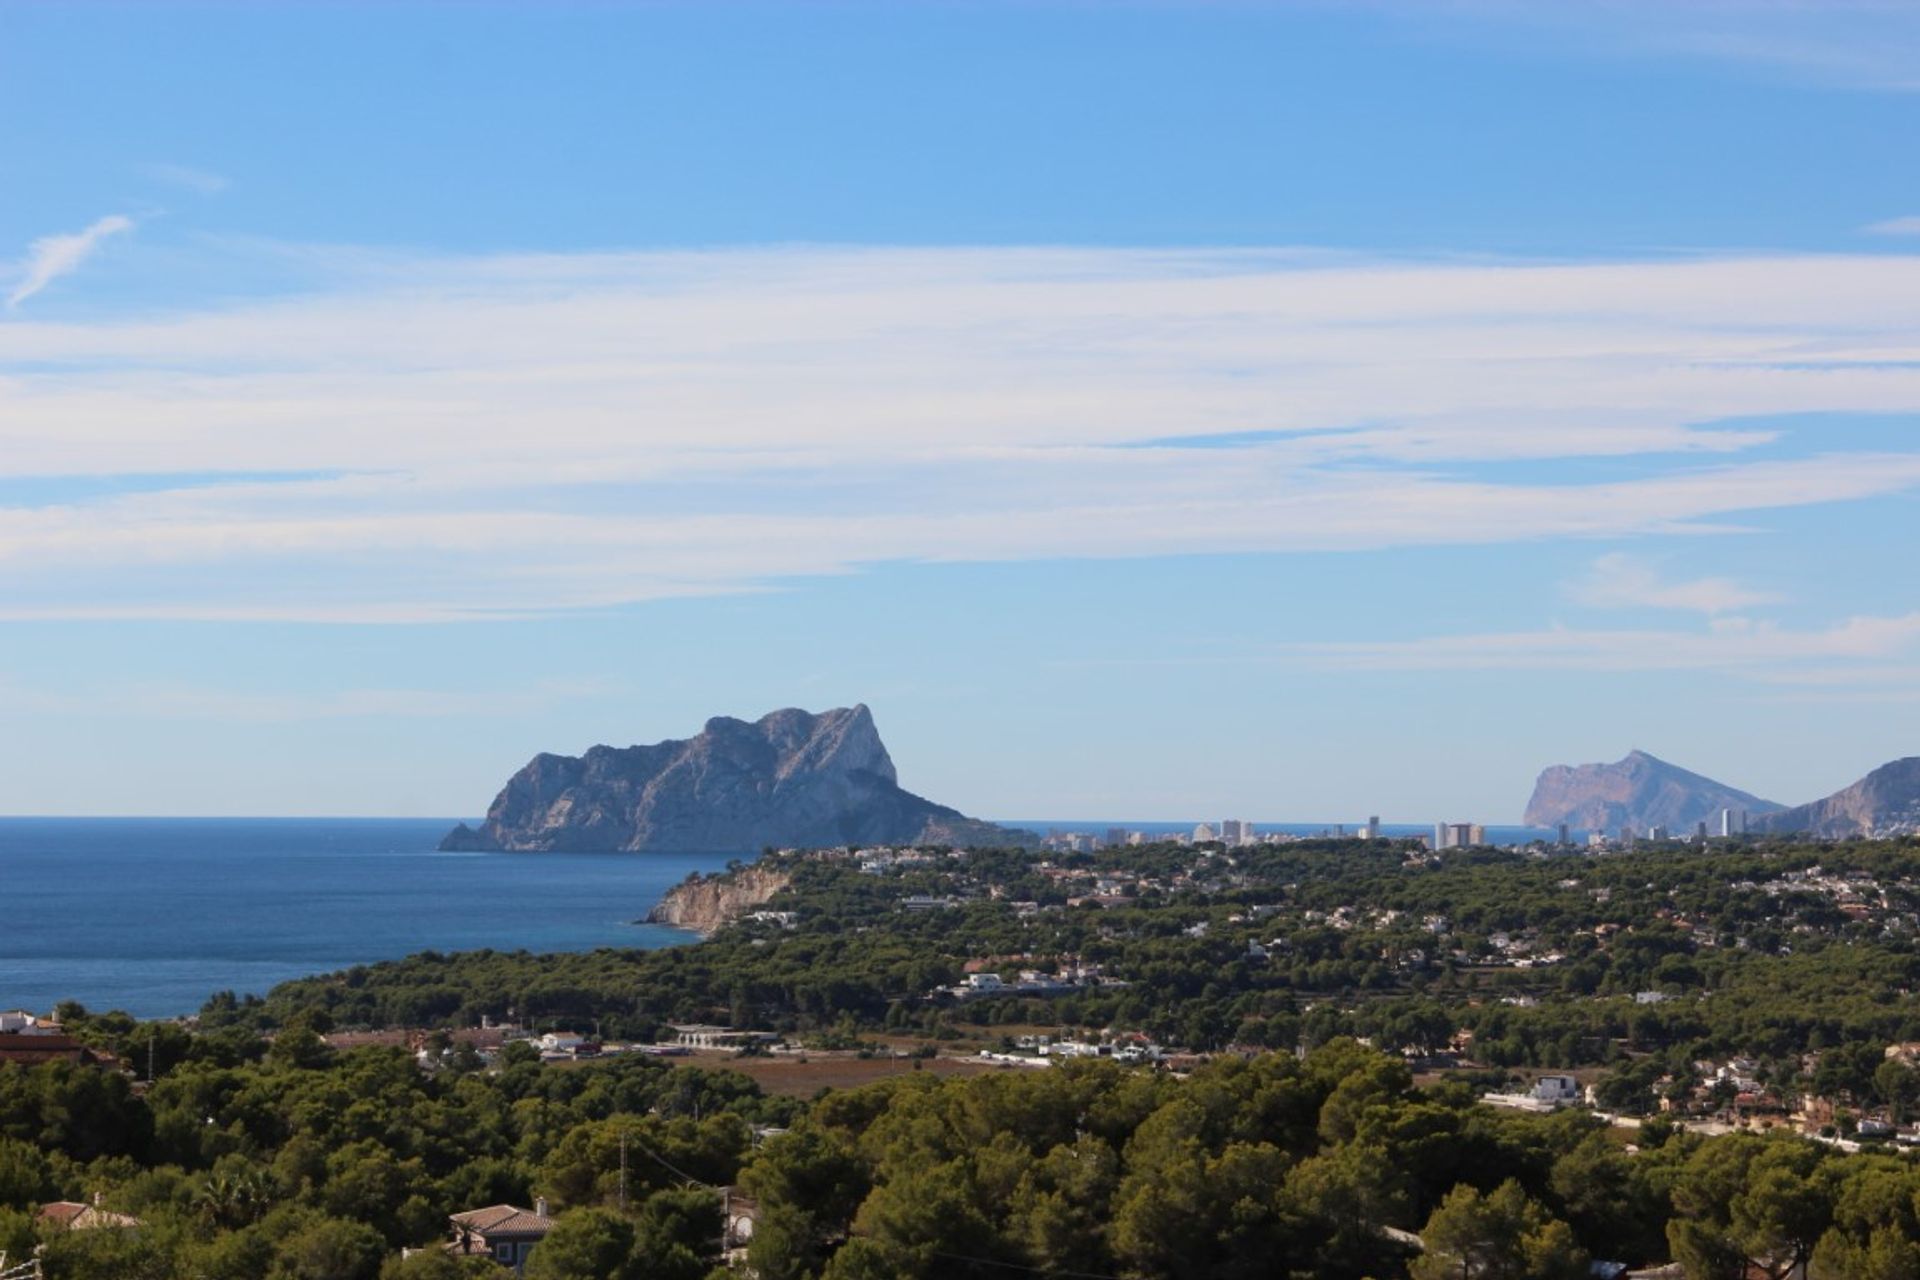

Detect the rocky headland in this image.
[644,864,793,935]
[440,704,1012,853]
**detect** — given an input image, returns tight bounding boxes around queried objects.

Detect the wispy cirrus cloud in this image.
[1866,216,1920,236]
[0,676,617,722]
[1282,611,1920,676]
[139,162,229,195]
[1565,552,1781,615]
[6,214,134,308]
[3,243,1920,621]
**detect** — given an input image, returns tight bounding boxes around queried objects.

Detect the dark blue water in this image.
[0,817,1577,1019]
[0,819,736,1019]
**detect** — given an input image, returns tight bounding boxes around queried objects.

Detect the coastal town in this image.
[228,830,1920,1118]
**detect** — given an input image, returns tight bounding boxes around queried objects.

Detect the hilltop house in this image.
[38,1195,143,1231]
[448,1200,555,1273]
[0,1011,53,1034]
[0,1012,104,1067]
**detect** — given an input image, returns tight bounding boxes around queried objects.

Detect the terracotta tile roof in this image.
[449,1204,555,1239]
[38,1201,143,1230]
[0,1034,103,1066]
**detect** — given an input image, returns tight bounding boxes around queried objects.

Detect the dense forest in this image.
[11,1027,1920,1278]
[15,834,1920,1277]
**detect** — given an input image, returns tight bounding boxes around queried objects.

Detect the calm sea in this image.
[0,819,736,1020]
[1,816,1569,1020]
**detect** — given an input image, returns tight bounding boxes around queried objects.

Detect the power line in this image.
[922,1249,1126,1280]
[617,1124,713,1189]
[841,1232,1126,1280]
[619,1131,1124,1279]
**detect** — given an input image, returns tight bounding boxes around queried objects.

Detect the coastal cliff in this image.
[440,704,1013,853]
[645,864,794,935]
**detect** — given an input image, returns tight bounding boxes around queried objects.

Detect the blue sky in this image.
[2,1,1918,821]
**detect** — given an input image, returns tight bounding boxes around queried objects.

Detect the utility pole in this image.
[614,1128,629,1212]
[147,1028,155,1085]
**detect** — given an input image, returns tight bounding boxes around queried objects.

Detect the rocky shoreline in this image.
[643,864,793,936]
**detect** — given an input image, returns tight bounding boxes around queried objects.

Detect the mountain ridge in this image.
[1523,749,1784,833]
[1755,757,1920,839]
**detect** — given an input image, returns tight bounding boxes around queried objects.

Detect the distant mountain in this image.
[1754,757,1920,839]
[440,704,1014,853]
[1523,749,1784,833]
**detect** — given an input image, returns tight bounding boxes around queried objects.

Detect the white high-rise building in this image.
[1221,819,1249,845]
[1193,822,1218,843]
[1364,815,1381,840]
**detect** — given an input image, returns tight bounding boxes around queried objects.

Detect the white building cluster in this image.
[1432,821,1488,849]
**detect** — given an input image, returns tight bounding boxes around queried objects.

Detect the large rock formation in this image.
[440,705,1011,853]
[1754,757,1920,839]
[1523,749,1783,833]
[645,864,793,935]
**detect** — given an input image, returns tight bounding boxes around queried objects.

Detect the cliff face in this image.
[1756,758,1920,838]
[440,704,1011,853]
[645,865,793,935]
[1523,749,1783,832]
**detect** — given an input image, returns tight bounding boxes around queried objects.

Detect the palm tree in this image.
[195,1168,272,1229]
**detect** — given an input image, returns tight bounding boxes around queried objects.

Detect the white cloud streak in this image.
[2,244,1920,621]
[1565,552,1781,615]
[139,163,229,195]
[1283,612,1920,675]
[0,677,615,722]
[1866,216,1920,236]
[6,215,134,308]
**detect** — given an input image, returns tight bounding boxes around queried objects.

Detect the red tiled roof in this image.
[38,1201,142,1230]
[450,1204,554,1239]
[0,1035,94,1065]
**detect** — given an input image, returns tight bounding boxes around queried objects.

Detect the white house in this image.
[1532,1075,1581,1104]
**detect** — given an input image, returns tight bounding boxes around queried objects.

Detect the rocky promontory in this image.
[1524,749,1783,833]
[440,704,1013,853]
[645,864,793,935]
